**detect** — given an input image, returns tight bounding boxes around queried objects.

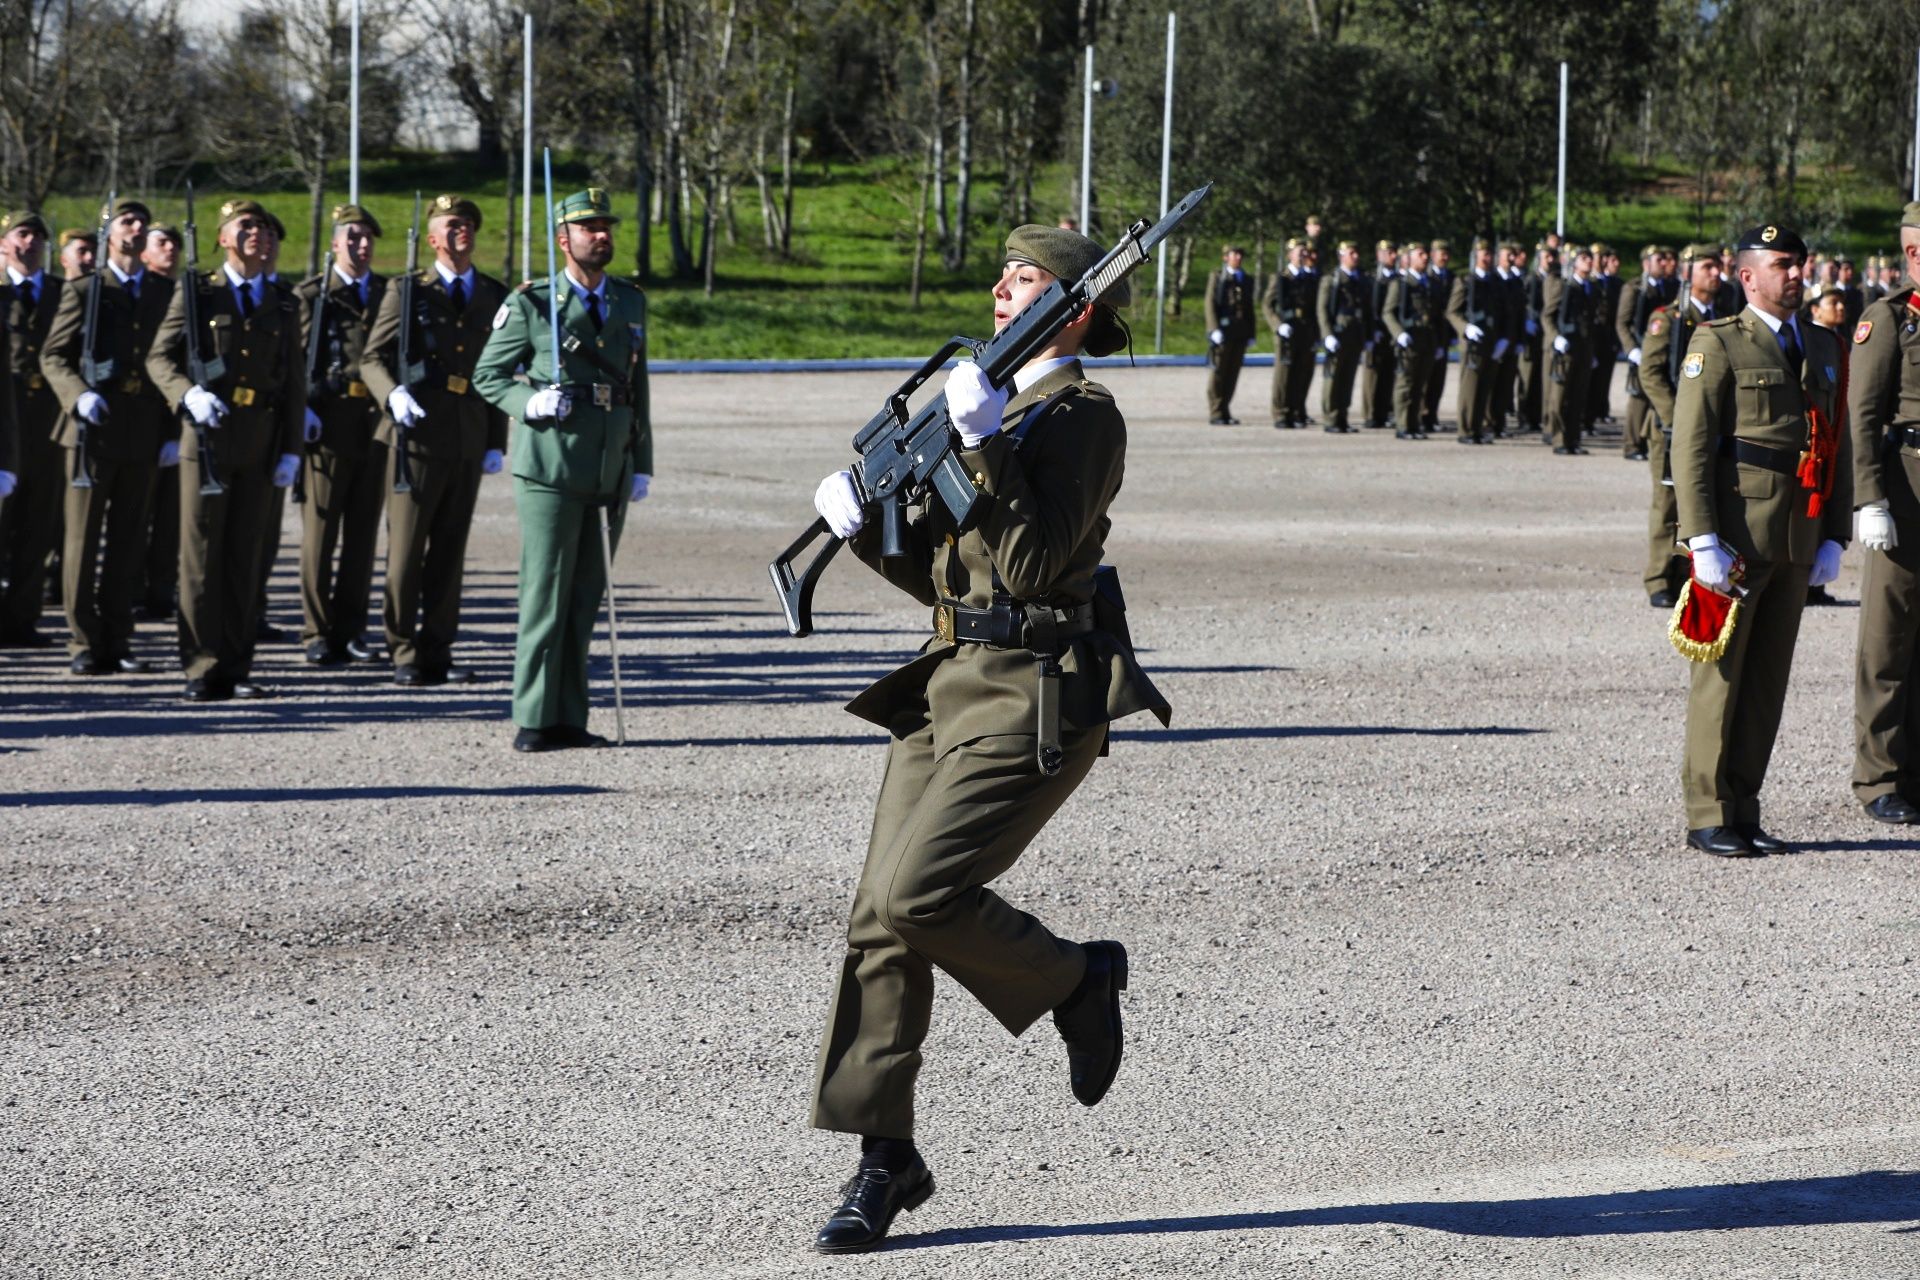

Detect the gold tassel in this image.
[1667,581,1742,664]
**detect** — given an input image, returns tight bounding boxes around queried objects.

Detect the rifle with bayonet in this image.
[296,264,335,507]
[390,192,423,495]
[180,183,227,496]
[72,188,116,490]
[768,181,1214,638]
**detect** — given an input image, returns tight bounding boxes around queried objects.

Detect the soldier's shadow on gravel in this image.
[0,784,612,808]
[887,1170,1920,1249]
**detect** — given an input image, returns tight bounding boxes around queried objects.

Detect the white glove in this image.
[482,449,504,475]
[524,386,571,421]
[630,473,650,502]
[945,361,1006,448]
[0,470,14,499]
[1687,533,1733,591]
[1857,503,1898,552]
[271,453,300,488]
[1323,335,1339,353]
[76,390,108,425]
[1552,335,1570,355]
[1627,347,1643,366]
[1395,331,1413,349]
[1491,338,1511,361]
[387,386,426,427]
[303,406,322,443]
[1465,323,1485,343]
[184,385,228,426]
[157,441,180,468]
[1208,328,1223,346]
[814,469,864,539]
[1277,323,1293,340]
[1810,539,1844,587]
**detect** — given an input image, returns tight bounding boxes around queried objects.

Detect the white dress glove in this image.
[1687,533,1733,591]
[1395,331,1413,349]
[630,473,650,502]
[1857,503,1898,552]
[183,385,228,426]
[524,386,571,421]
[1627,346,1643,366]
[945,361,1007,448]
[1324,334,1339,353]
[76,390,108,425]
[303,407,323,443]
[1491,338,1511,361]
[1464,324,1485,343]
[1208,328,1224,346]
[387,386,426,427]
[157,441,180,468]
[814,469,864,539]
[481,449,504,475]
[1810,539,1844,587]
[271,453,301,488]
[1552,335,1570,355]
[0,470,15,499]
[1277,323,1293,340]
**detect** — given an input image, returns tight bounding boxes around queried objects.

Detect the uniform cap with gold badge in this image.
[1682,241,1721,262]
[146,222,181,246]
[1640,243,1660,261]
[1003,223,1131,356]
[1734,224,1807,256]
[1429,238,1450,253]
[1336,239,1357,252]
[330,202,383,237]
[100,198,152,224]
[1471,236,1490,252]
[58,228,95,249]
[1220,243,1244,257]
[1399,241,1424,256]
[1376,238,1396,253]
[1588,241,1612,259]
[554,189,617,226]
[1900,201,1920,229]
[429,194,484,229]
[1285,236,1302,252]
[217,198,272,232]
[1,210,50,237]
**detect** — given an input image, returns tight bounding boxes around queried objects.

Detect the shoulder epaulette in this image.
[1703,316,1739,329]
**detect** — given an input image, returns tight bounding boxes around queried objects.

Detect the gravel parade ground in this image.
[4,364,1916,1278]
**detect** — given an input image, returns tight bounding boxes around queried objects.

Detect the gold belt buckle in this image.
[231,385,257,407]
[444,374,469,395]
[347,380,369,398]
[932,604,955,643]
[593,383,613,409]
[120,375,143,394]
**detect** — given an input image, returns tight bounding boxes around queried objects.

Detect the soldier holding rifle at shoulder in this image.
[1383,241,1439,440]
[1202,243,1254,424]
[1362,239,1400,429]
[1448,237,1508,445]
[1,210,66,646]
[1263,238,1319,429]
[1317,240,1369,433]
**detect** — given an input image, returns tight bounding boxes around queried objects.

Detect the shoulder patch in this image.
[1647,312,1665,336]
[1855,319,1873,345]
[1682,351,1704,379]
[491,301,512,330]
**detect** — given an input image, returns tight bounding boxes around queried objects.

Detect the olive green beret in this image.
[101,198,151,223]
[58,227,95,249]
[1376,238,1396,253]
[1901,201,1920,229]
[1398,241,1424,256]
[1832,251,1852,265]
[1336,240,1357,252]
[1471,237,1490,251]
[1640,244,1660,260]
[1570,243,1595,258]
[1587,242,1612,257]
[330,203,383,237]
[1,210,49,236]
[1004,224,1130,307]
[1682,241,1722,261]
[1499,239,1521,253]
[1284,236,1302,251]
[1655,244,1677,256]
[430,193,486,228]
[553,189,615,226]
[217,198,270,231]
[1429,238,1450,252]
[146,223,181,245]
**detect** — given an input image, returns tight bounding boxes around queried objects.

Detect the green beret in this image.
[1902,201,1920,229]
[1,210,49,237]
[552,189,615,227]
[58,227,95,249]
[217,198,271,231]
[1735,223,1807,256]
[1399,240,1425,256]
[1588,241,1612,257]
[430,193,486,228]
[1004,224,1130,307]
[1640,244,1660,260]
[1336,239,1358,252]
[101,198,151,224]
[1499,239,1521,253]
[330,203,383,237]
[1429,238,1450,252]
[1682,242,1721,261]
[1285,236,1302,251]
[1376,238,1396,253]
[1471,237,1490,251]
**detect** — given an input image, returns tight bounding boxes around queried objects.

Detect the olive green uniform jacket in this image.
[1,273,66,637]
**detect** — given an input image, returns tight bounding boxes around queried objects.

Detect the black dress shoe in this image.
[1553,446,1573,455]
[113,655,153,674]
[1207,416,1230,425]
[513,727,559,753]
[1,628,53,648]
[305,640,346,666]
[1395,430,1420,440]
[1686,826,1756,857]
[1624,450,1649,461]
[549,725,611,749]
[255,620,290,643]
[183,678,228,702]
[1806,585,1837,606]
[344,638,378,662]
[1650,590,1676,609]
[231,680,272,699]
[814,1153,935,1255]
[1225,416,1240,425]
[1053,939,1128,1106]
[70,651,108,675]
[393,663,440,687]
[1457,434,1482,445]
[1573,446,1590,455]
[1865,793,1920,824]
[441,664,475,684]
[1735,824,1789,854]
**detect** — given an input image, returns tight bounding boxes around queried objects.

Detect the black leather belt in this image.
[933,600,1094,649]
[560,381,632,408]
[1718,436,1797,476]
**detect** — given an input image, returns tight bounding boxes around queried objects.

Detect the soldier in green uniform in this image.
[1640,244,1723,609]
[1618,245,1671,461]
[40,197,174,674]
[1262,238,1319,429]
[294,204,389,665]
[1362,239,1399,429]
[1,210,66,646]
[1202,244,1255,424]
[1672,224,1849,856]
[146,199,305,700]
[1583,243,1623,434]
[1316,240,1368,433]
[136,223,183,619]
[1422,239,1454,431]
[804,224,1169,1254]
[473,188,650,751]
[1542,243,1600,454]
[1493,241,1526,433]
[1848,202,1920,825]
[1447,237,1508,445]
[1384,241,1440,440]
[362,194,508,686]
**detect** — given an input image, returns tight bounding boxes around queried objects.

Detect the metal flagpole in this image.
[1154,12,1175,354]
[1912,47,1919,202]
[523,13,535,280]
[349,0,361,203]
[1556,61,1568,237]
[1080,45,1094,232]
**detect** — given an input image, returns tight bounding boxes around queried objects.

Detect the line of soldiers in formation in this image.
[0,191,653,752]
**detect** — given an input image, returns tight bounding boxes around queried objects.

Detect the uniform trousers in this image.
[1643,429,1686,597]
[1,415,63,635]
[385,454,482,671]
[142,463,180,611]
[1321,341,1361,427]
[1270,338,1315,425]
[511,477,625,731]
[1391,344,1434,433]
[178,452,273,684]
[1362,342,1395,427]
[1206,341,1246,420]
[63,453,155,660]
[1854,466,1920,803]
[300,442,388,648]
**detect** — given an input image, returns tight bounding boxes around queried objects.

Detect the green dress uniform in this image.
[1672,297,1850,831]
[1362,255,1398,428]
[1516,257,1553,432]
[1315,259,1369,431]
[1202,263,1256,422]
[1542,270,1601,452]
[1447,261,1507,443]
[1,252,66,643]
[1262,261,1319,428]
[810,356,1171,1139]
[1422,257,1454,429]
[1639,289,1717,603]
[471,190,650,735]
[1848,280,1920,808]
[1583,259,1623,431]
[294,247,389,657]
[147,235,305,688]
[360,206,508,679]
[40,249,175,666]
[1383,264,1440,439]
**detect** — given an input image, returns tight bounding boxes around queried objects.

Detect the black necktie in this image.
[239,283,255,317]
[1779,320,1802,376]
[19,278,34,309]
[450,277,467,311]
[586,292,603,331]
[126,274,139,302]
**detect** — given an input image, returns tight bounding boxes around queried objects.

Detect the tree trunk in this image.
[502,144,518,282]
[922,16,949,249]
[942,0,975,272]
[910,137,932,310]
[305,124,327,279]
[776,58,796,257]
